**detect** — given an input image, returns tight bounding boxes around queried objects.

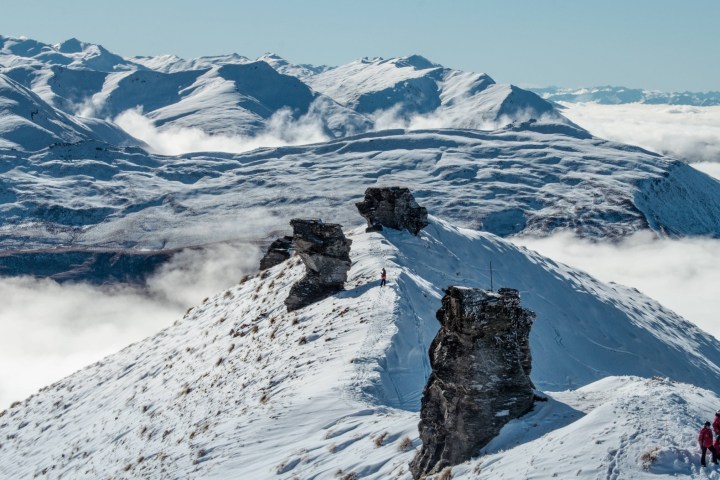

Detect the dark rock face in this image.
[284,219,352,311]
[259,235,293,270]
[410,287,535,479]
[355,187,429,235]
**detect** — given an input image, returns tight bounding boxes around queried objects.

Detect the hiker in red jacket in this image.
[713,411,720,438]
[380,268,387,287]
[699,421,718,466]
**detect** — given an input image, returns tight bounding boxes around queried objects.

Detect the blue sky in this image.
[1,0,718,91]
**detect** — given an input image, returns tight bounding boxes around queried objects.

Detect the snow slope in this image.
[2,219,720,479]
[2,126,720,256]
[0,74,139,150]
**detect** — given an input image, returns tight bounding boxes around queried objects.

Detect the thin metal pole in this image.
[490,261,494,291]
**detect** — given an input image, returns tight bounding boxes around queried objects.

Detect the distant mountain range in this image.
[0,35,566,152]
[531,85,720,106]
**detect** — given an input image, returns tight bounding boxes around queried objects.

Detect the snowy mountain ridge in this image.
[2,218,720,479]
[0,35,568,147]
[3,125,720,269]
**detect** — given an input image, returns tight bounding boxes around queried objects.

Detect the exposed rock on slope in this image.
[284,219,352,311]
[355,186,429,235]
[259,235,293,270]
[411,286,535,478]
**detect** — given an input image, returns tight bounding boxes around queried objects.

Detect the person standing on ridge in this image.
[712,410,720,439]
[699,421,718,466]
[380,268,387,287]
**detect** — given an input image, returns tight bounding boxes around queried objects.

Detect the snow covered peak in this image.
[131,52,251,73]
[258,52,288,65]
[0,35,53,58]
[395,54,439,70]
[56,37,85,54]
[302,53,567,129]
[2,218,720,478]
[0,35,139,72]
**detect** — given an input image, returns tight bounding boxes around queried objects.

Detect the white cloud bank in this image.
[559,102,720,163]
[513,231,720,339]
[115,106,329,156]
[0,242,260,410]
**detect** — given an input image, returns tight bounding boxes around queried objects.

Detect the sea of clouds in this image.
[0,242,260,409]
[558,102,720,163]
[514,101,720,344]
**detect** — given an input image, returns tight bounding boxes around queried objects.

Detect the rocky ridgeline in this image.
[410,287,536,479]
[259,235,293,270]
[284,219,352,312]
[355,186,428,235]
[257,186,428,310]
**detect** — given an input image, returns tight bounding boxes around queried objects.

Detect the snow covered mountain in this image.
[304,55,565,129]
[3,126,720,265]
[1,35,567,142]
[0,35,142,72]
[532,85,720,106]
[2,218,719,479]
[0,73,139,150]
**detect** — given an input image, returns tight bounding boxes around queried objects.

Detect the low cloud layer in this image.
[115,106,329,156]
[513,231,720,339]
[0,242,260,410]
[559,102,720,163]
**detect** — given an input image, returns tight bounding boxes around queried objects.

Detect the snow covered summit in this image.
[2,217,720,478]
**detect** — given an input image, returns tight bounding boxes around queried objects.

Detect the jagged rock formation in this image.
[259,235,293,270]
[410,286,535,479]
[355,187,429,235]
[284,219,352,311]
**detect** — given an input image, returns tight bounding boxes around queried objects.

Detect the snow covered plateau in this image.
[2,34,720,479]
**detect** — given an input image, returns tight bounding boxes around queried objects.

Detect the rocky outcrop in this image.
[410,287,535,479]
[284,219,352,311]
[259,235,293,270]
[355,187,428,235]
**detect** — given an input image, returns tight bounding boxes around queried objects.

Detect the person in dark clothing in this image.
[713,410,720,439]
[380,268,387,287]
[699,421,719,466]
